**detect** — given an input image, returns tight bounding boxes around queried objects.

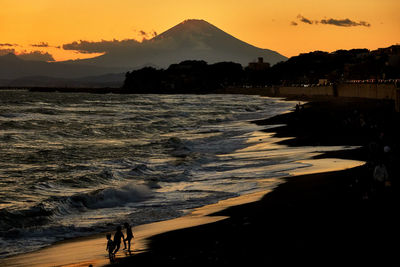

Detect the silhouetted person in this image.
[124,222,134,252]
[113,226,125,255]
[106,233,115,261]
[373,161,389,197]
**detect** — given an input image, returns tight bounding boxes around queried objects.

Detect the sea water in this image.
[0,90,349,258]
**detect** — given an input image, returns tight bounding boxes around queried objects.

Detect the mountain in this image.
[72,19,287,69]
[152,19,287,65]
[0,19,287,86]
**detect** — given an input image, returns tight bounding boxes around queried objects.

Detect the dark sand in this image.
[111,98,400,266]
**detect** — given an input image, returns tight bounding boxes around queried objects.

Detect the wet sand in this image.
[1,203,228,267]
[3,98,400,266]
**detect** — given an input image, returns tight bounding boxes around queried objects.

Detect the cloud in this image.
[297,15,313,24]
[1,45,55,61]
[30,42,50,48]
[320,18,371,27]
[0,43,15,47]
[294,15,371,27]
[135,30,158,41]
[62,39,140,53]
[17,51,55,62]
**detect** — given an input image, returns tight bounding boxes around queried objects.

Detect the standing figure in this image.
[373,161,389,197]
[124,222,134,252]
[113,225,125,255]
[106,233,115,261]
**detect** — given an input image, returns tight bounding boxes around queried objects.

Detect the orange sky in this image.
[1,0,399,61]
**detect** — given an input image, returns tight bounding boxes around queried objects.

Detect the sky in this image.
[1,0,399,61]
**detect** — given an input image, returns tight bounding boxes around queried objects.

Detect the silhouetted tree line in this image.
[270,46,400,85]
[123,60,243,93]
[122,45,400,93]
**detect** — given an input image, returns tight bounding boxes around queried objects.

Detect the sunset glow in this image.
[1,0,399,61]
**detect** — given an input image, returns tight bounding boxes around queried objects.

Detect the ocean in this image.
[0,90,350,258]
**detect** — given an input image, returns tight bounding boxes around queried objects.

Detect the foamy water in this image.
[0,90,356,258]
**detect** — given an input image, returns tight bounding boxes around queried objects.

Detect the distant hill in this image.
[71,19,287,69]
[2,73,125,88]
[0,53,124,81]
[268,45,400,84]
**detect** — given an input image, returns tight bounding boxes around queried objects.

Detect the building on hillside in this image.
[248,57,270,71]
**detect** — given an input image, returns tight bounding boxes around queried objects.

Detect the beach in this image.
[113,98,400,266]
[2,97,400,266]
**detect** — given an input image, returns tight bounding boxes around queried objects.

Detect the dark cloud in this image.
[1,49,54,61]
[17,51,55,62]
[30,42,50,48]
[295,14,371,27]
[320,18,371,27]
[0,43,15,47]
[136,30,158,40]
[62,39,140,53]
[290,21,298,26]
[297,15,313,24]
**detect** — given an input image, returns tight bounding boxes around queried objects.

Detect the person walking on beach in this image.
[106,233,115,261]
[113,225,125,255]
[124,222,134,252]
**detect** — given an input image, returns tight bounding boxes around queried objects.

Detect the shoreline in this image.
[112,98,400,266]
[1,160,363,267]
[2,97,399,266]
